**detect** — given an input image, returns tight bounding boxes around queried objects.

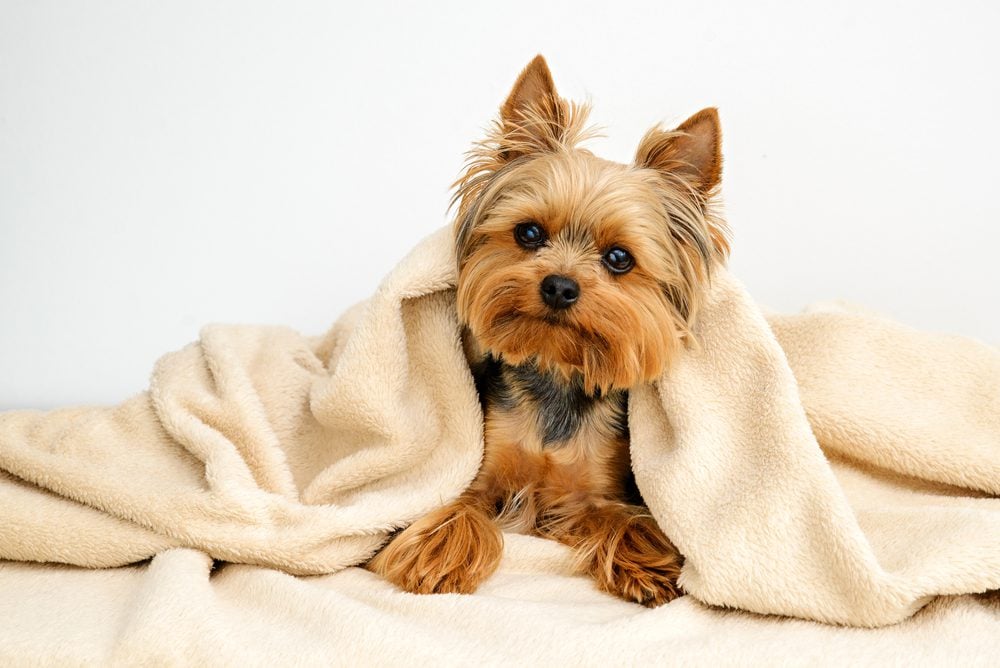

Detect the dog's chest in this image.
[478,358,627,445]
[473,358,632,506]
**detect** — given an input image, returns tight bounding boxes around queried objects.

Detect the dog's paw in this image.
[598,555,682,607]
[366,502,503,595]
[592,514,683,607]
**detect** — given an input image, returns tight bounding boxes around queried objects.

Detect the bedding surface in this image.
[1,538,999,665]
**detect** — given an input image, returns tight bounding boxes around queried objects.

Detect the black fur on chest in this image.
[471,354,629,446]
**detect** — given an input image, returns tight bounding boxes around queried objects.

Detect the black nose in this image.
[540,274,580,310]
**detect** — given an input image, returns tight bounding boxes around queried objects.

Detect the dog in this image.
[368,55,729,607]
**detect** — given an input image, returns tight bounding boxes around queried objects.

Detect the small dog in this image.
[368,55,728,606]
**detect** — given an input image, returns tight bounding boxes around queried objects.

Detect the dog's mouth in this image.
[540,313,569,326]
[491,309,555,326]
[488,309,609,351]
[493,309,575,331]
[478,307,639,391]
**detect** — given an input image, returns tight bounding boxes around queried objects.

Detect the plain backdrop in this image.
[1,0,998,409]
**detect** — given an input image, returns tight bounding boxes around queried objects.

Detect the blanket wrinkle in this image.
[3,540,1000,665]
[1,225,998,632]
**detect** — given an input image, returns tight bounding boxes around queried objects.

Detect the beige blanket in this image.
[1,226,999,661]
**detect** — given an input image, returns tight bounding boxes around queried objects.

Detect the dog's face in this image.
[454,56,729,394]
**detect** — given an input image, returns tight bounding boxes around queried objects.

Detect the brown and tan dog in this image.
[369,55,728,607]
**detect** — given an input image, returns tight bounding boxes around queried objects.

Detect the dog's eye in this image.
[514,222,547,248]
[603,247,634,274]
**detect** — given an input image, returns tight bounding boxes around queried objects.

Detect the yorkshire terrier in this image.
[368,55,729,606]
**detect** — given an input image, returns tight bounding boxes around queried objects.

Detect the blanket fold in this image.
[630,272,1000,625]
[1,225,997,626]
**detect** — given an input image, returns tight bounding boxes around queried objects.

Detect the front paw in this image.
[592,514,683,607]
[366,502,503,595]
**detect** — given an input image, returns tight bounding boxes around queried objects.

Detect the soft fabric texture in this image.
[2,541,999,666]
[1,226,998,660]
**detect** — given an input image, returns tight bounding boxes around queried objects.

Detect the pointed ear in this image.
[635,108,722,197]
[497,55,569,159]
[502,55,558,121]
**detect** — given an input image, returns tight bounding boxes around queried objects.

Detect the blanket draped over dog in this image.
[1,227,998,637]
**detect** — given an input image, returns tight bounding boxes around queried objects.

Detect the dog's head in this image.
[453,56,729,394]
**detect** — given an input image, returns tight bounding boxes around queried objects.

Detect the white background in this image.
[2,1,998,409]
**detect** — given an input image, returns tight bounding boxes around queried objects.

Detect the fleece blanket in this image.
[1,226,998,659]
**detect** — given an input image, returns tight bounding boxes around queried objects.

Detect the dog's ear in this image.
[636,108,729,257]
[635,108,722,198]
[502,55,558,123]
[497,55,570,160]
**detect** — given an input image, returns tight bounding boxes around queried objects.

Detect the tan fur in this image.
[370,386,682,605]
[369,55,723,607]
[365,494,504,595]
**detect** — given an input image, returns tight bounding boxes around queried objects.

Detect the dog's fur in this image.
[368,56,728,606]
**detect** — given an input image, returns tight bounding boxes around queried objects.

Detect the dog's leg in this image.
[366,491,504,595]
[539,501,683,607]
